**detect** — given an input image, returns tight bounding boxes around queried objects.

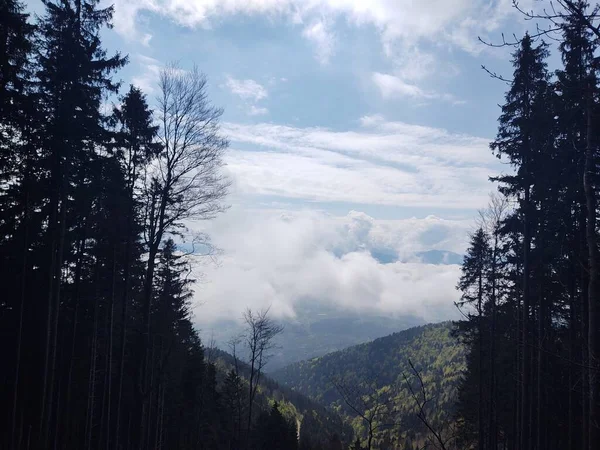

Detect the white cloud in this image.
[359,114,385,127]
[220,115,501,208]
[302,20,335,64]
[225,76,268,101]
[112,0,523,56]
[394,49,437,82]
[131,54,161,94]
[140,33,153,46]
[224,76,270,116]
[248,105,269,116]
[372,72,463,104]
[191,208,470,326]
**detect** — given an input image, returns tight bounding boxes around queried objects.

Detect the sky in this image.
[30,0,539,331]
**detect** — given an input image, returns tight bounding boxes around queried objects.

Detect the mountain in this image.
[209,347,354,448]
[203,303,425,372]
[268,307,425,371]
[271,322,465,449]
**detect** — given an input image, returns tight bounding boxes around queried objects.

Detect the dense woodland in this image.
[210,348,354,449]
[272,323,464,450]
[453,2,600,450]
[6,0,600,450]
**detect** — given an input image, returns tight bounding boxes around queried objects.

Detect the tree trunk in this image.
[139,183,168,449]
[568,270,577,450]
[520,185,532,450]
[488,238,498,450]
[11,174,29,450]
[581,196,590,450]
[86,266,102,450]
[537,286,545,450]
[584,79,599,450]
[64,232,86,450]
[246,346,256,450]
[478,266,484,450]
[513,266,521,450]
[105,247,117,450]
[40,160,61,446]
[116,179,135,450]
[44,188,68,448]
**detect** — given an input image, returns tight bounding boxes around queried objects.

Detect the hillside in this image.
[271,322,465,449]
[209,348,354,448]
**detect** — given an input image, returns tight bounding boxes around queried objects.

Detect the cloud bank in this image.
[223,116,502,208]
[113,0,525,55]
[191,209,472,327]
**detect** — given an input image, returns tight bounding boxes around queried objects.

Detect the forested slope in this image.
[271,322,465,449]
[210,348,354,448]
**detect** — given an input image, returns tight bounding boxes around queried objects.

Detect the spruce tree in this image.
[490,33,552,450]
[34,1,126,447]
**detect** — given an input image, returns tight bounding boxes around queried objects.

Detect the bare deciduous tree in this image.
[242,307,283,447]
[138,63,230,447]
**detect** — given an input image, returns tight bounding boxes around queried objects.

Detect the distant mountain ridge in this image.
[268,311,425,371]
[205,305,425,372]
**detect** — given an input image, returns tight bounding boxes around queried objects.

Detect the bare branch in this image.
[403,359,456,450]
[242,307,283,440]
[481,65,512,84]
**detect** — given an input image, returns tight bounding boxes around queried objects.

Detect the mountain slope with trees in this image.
[271,322,465,449]
[210,347,354,449]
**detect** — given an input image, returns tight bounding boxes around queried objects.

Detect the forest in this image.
[272,323,465,450]
[3,0,600,449]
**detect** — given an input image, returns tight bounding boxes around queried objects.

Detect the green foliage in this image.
[272,323,465,448]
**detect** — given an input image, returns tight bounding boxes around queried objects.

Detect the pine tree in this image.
[456,227,491,449]
[252,402,298,450]
[490,33,553,450]
[110,84,161,450]
[223,369,246,449]
[0,2,37,449]
[27,1,125,447]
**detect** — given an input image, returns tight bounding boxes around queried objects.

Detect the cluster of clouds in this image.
[222,114,503,208]
[191,209,473,326]
[224,76,270,116]
[113,0,526,55]
[372,72,465,105]
[113,0,532,102]
[186,114,502,327]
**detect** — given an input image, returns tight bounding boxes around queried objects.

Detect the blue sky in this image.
[29,0,539,327]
